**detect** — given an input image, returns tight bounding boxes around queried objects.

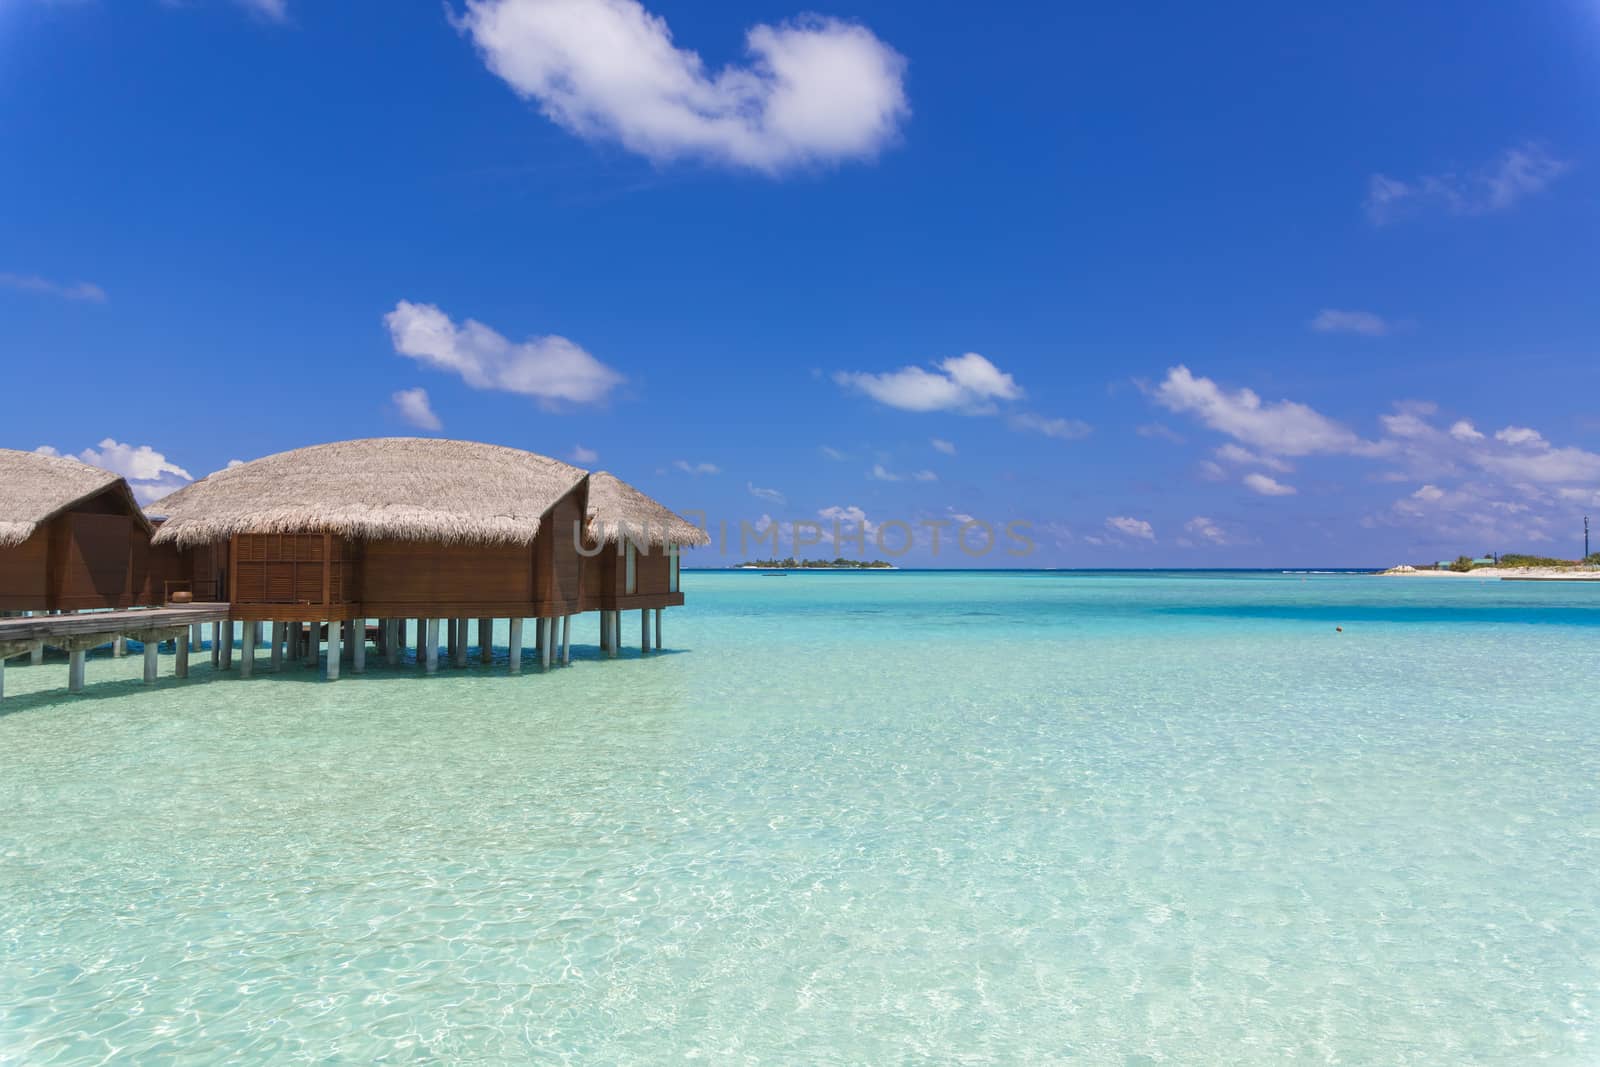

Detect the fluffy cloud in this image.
[1152,365,1367,457]
[456,0,908,174]
[1214,443,1293,473]
[1007,412,1092,440]
[930,438,956,455]
[391,387,443,431]
[836,352,1022,414]
[570,444,599,464]
[1243,472,1297,496]
[912,469,937,482]
[40,439,194,504]
[1183,516,1232,545]
[1105,515,1155,541]
[0,272,105,303]
[1449,420,1485,442]
[674,460,720,475]
[385,300,623,408]
[1365,143,1568,224]
[868,463,901,482]
[748,481,786,504]
[1494,426,1546,448]
[1310,309,1389,336]
[820,445,848,461]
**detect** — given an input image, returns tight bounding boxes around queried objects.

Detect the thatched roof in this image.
[586,471,710,548]
[0,448,149,547]
[149,438,588,547]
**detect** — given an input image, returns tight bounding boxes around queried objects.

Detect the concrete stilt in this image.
[211,622,221,667]
[641,608,651,654]
[305,623,319,668]
[0,656,5,700]
[454,618,469,668]
[598,611,610,655]
[655,608,662,650]
[176,631,189,678]
[539,618,552,671]
[447,617,459,665]
[190,623,202,653]
[30,640,43,665]
[509,618,523,675]
[352,619,366,674]
[425,618,440,674]
[222,620,234,670]
[479,617,493,663]
[327,619,342,681]
[252,622,263,648]
[68,649,86,693]
[561,614,571,665]
[114,635,127,658]
[241,623,255,678]
[271,622,284,672]
[386,619,401,666]
[342,619,355,663]
[612,612,621,658]
[415,619,425,665]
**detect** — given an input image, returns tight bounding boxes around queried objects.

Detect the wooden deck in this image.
[0,604,231,643]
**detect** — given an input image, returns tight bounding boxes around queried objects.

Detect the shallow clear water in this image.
[2,571,1597,1063]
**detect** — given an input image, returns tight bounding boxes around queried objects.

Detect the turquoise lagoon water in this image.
[2,570,1597,1063]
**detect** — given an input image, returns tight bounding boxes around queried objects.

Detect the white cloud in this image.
[391,386,443,431]
[570,444,599,464]
[1106,515,1154,541]
[818,504,876,540]
[912,469,937,482]
[1184,516,1233,545]
[1310,309,1389,336]
[456,0,908,174]
[930,438,956,455]
[1243,472,1297,496]
[0,272,105,303]
[673,459,720,475]
[820,445,848,461]
[868,463,901,482]
[385,300,623,408]
[1411,484,1446,503]
[835,352,1021,414]
[1449,420,1485,442]
[1494,426,1546,448]
[1152,365,1366,457]
[1365,143,1569,224]
[748,481,786,504]
[1214,443,1293,473]
[51,438,196,504]
[1007,412,1091,440]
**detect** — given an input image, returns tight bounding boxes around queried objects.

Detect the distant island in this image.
[1380,552,1600,580]
[737,558,898,570]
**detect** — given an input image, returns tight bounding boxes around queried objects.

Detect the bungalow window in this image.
[625,541,638,595]
[670,550,680,593]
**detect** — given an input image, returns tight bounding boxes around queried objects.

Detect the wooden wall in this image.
[0,530,50,610]
[361,539,534,617]
[0,487,171,611]
[532,488,585,614]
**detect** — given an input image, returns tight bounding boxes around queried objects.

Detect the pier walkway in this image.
[0,605,231,700]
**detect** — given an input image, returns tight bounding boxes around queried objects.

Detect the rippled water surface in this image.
[3,571,1598,1063]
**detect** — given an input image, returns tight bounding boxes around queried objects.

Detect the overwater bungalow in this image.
[582,471,705,653]
[142,437,706,678]
[0,448,171,613]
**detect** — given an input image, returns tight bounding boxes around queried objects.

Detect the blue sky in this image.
[3,0,1597,566]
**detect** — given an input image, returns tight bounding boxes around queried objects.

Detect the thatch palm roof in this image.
[586,471,710,548]
[0,448,148,547]
[149,438,588,548]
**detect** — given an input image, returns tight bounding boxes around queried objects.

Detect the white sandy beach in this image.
[1379,565,1600,580]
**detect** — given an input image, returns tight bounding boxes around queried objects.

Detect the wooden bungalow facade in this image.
[139,438,706,680]
[0,448,174,613]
